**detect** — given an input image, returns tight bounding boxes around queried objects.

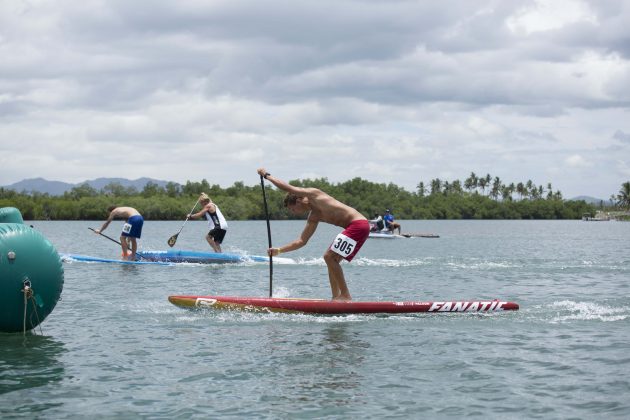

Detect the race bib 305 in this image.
[330,233,357,258]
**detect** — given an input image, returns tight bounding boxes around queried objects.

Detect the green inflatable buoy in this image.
[0,207,24,224]
[0,208,64,333]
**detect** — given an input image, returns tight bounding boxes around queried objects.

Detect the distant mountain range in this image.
[2,177,175,195]
[570,195,608,205]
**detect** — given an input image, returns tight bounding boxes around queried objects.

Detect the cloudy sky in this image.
[1,0,629,198]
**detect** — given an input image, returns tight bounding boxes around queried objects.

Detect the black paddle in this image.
[89,227,123,246]
[167,197,201,247]
[89,227,145,259]
[260,175,273,297]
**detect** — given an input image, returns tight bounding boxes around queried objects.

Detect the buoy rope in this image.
[21,279,43,335]
[22,280,32,335]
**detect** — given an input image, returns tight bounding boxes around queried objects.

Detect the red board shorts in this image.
[329,219,370,262]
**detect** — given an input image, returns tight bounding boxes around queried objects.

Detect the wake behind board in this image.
[168,295,519,314]
[369,232,440,239]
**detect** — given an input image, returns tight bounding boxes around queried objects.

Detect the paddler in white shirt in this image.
[188,193,228,253]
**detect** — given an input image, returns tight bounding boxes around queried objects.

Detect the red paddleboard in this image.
[168,295,519,314]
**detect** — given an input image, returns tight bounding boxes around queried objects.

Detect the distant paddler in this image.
[94,206,144,260]
[187,193,228,253]
[384,209,401,235]
[257,168,370,301]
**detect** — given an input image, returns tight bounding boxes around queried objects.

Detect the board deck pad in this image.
[168,295,519,314]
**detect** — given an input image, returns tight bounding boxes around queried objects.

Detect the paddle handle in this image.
[260,175,273,297]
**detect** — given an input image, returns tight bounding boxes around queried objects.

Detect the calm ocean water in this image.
[1,219,629,418]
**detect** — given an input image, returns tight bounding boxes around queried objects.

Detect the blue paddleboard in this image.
[138,249,294,264]
[62,250,295,265]
[61,254,173,266]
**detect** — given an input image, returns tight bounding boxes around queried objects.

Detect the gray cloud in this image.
[613,130,630,143]
[1,0,629,198]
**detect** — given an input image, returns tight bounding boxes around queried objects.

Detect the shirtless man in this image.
[187,193,228,253]
[257,168,369,301]
[95,206,144,260]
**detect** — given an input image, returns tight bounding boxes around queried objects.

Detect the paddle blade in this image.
[167,233,178,247]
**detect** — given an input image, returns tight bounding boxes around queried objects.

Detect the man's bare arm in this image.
[257,168,314,197]
[189,204,214,219]
[96,212,115,233]
[270,217,319,256]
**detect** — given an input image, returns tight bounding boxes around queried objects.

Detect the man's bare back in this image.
[109,207,141,219]
[302,189,365,228]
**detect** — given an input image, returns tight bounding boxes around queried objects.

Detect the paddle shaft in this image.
[168,197,201,246]
[260,175,273,297]
[89,227,122,246]
[89,227,145,258]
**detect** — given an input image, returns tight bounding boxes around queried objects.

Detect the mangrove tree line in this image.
[0,173,596,221]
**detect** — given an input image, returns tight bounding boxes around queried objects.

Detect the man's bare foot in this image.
[332,296,352,301]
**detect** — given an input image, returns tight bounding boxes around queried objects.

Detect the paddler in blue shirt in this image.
[383,209,401,235]
[95,206,144,260]
[258,168,370,301]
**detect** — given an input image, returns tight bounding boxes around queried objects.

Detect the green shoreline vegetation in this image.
[2,174,628,221]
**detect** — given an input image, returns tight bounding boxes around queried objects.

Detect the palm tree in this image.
[430,178,442,195]
[526,180,534,199]
[610,195,617,207]
[516,182,525,200]
[464,172,478,193]
[491,176,501,200]
[443,181,451,195]
[530,187,539,200]
[479,178,487,194]
[451,180,463,195]
[417,181,426,197]
[618,181,630,209]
